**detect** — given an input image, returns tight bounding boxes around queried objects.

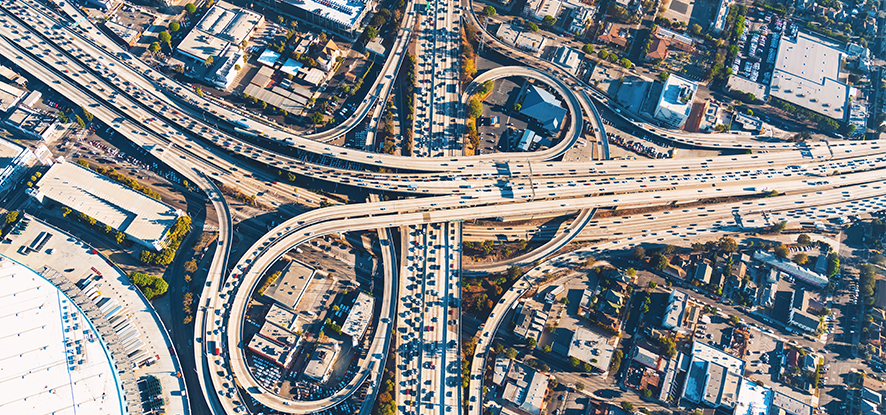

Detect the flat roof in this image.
[551,46,581,75]
[0,136,23,164]
[247,333,295,367]
[771,391,813,415]
[0,80,24,111]
[0,257,125,415]
[567,326,615,372]
[265,304,298,331]
[734,378,772,415]
[663,289,687,328]
[754,251,828,287]
[341,291,374,340]
[264,260,315,309]
[727,75,769,99]
[769,32,848,120]
[280,58,303,76]
[257,49,281,67]
[36,162,181,246]
[303,340,340,382]
[5,106,57,137]
[280,0,370,31]
[177,1,262,62]
[104,20,140,44]
[657,74,697,119]
[259,320,298,345]
[243,84,306,115]
[691,340,745,373]
[303,68,326,86]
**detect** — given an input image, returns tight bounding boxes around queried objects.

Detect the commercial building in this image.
[0,65,26,86]
[265,304,299,331]
[257,49,281,67]
[726,75,769,102]
[512,302,549,345]
[258,320,299,346]
[681,341,745,408]
[341,292,374,346]
[550,46,582,75]
[519,84,567,133]
[733,378,773,415]
[711,0,733,33]
[566,326,616,373]
[769,32,850,121]
[496,24,547,54]
[254,0,373,40]
[662,289,688,329]
[732,112,764,131]
[247,333,296,368]
[0,257,127,415]
[175,1,263,89]
[523,0,562,21]
[264,261,316,310]
[493,357,550,415]
[567,6,595,35]
[303,341,340,383]
[29,162,184,250]
[654,73,697,128]
[0,81,25,112]
[0,138,35,190]
[769,391,813,415]
[754,251,828,287]
[104,20,141,47]
[4,107,60,141]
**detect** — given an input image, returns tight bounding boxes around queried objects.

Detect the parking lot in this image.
[478,77,529,154]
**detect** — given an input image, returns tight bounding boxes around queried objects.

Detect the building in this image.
[0,65,26,86]
[247,333,296,368]
[694,263,713,285]
[733,378,773,415]
[29,162,184,250]
[653,26,695,52]
[875,279,886,309]
[104,20,141,47]
[645,37,671,61]
[662,290,688,329]
[523,0,562,21]
[0,81,25,112]
[4,107,59,141]
[732,112,763,131]
[175,1,263,88]
[711,0,733,33]
[770,391,813,415]
[769,32,850,122]
[303,341,340,383]
[789,309,820,332]
[257,49,281,67]
[513,302,549,344]
[0,258,127,415]
[258,320,299,346]
[567,6,595,35]
[654,74,697,128]
[681,341,745,408]
[493,358,550,415]
[726,75,769,102]
[634,347,665,371]
[264,261,316,310]
[496,24,548,54]
[365,38,387,62]
[341,292,374,346]
[520,84,567,133]
[597,23,629,48]
[566,327,616,373]
[315,39,342,72]
[550,46,582,75]
[754,251,828,287]
[0,138,35,190]
[265,304,299,331]
[254,0,373,40]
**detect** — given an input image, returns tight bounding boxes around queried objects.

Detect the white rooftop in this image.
[691,340,745,373]
[281,0,370,31]
[341,291,374,340]
[0,257,126,415]
[177,1,262,62]
[769,32,849,120]
[567,326,615,372]
[280,58,303,76]
[35,162,182,247]
[657,74,697,120]
[734,378,773,415]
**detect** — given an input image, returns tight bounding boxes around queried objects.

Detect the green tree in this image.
[468,97,483,119]
[622,402,634,412]
[116,232,126,244]
[582,44,594,54]
[506,347,518,359]
[648,281,657,289]
[169,21,180,32]
[827,253,841,278]
[632,245,645,260]
[620,58,633,69]
[203,56,214,67]
[75,115,86,129]
[542,345,551,353]
[774,244,790,259]
[527,337,537,349]
[61,207,71,217]
[651,252,669,271]
[365,26,378,41]
[718,236,738,253]
[185,2,197,14]
[483,5,496,16]
[312,111,325,126]
[542,15,557,27]
[528,22,539,32]
[730,315,740,324]
[598,50,610,60]
[660,337,677,358]
[158,31,172,49]
[149,42,161,54]
[569,356,580,367]
[5,210,18,223]
[797,234,812,245]
[794,253,809,266]
[81,106,93,122]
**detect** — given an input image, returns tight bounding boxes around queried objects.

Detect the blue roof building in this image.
[520,85,567,133]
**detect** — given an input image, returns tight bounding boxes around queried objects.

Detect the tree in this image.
[493,343,505,354]
[116,232,125,244]
[730,315,740,324]
[622,402,634,412]
[542,345,551,353]
[542,15,557,27]
[774,244,790,259]
[690,23,702,35]
[5,210,18,223]
[169,21,180,32]
[582,44,594,54]
[794,235,813,247]
[194,87,204,97]
[468,97,483,119]
[648,281,657,289]
[185,2,197,14]
[569,356,580,367]
[483,5,496,16]
[772,220,787,233]
[203,56,214,67]
[513,104,521,111]
[598,50,610,60]
[61,207,71,217]
[528,22,539,32]
[75,115,86,129]
[158,31,172,49]
[149,42,161,54]
[632,245,646,260]
[651,252,669,271]
[794,253,809,266]
[527,337,537,348]
[506,347,518,359]
[827,253,841,278]
[620,58,632,69]
[312,111,325,126]
[365,26,378,41]
[660,337,677,358]
[718,237,738,253]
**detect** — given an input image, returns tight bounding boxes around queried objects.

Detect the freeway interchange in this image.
[2,1,886,415]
